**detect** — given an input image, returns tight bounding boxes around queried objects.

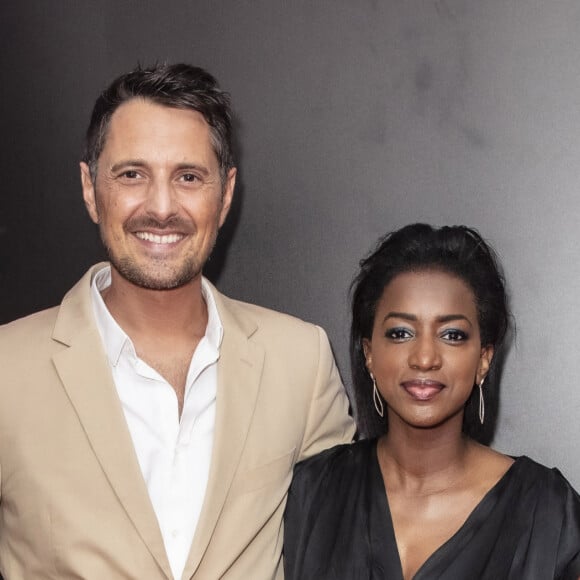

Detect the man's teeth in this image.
[136,232,183,244]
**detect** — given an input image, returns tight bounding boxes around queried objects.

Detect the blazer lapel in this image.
[183,285,265,577]
[52,266,172,579]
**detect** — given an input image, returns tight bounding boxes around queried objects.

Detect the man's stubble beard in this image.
[92,181,224,291]
[100,228,219,291]
[109,251,201,291]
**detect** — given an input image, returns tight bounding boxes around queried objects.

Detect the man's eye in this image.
[181,173,199,182]
[386,328,413,341]
[441,329,468,342]
[122,170,139,179]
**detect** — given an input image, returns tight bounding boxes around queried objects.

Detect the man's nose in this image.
[143,179,178,220]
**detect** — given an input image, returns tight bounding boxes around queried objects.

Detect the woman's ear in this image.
[477,345,494,384]
[362,338,372,373]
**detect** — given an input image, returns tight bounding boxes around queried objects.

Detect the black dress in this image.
[284,439,580,579]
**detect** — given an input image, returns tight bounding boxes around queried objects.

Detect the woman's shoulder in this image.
[471,443,579,503]
[512,456,580,574]
[513,455,580,499]
[284,442,380,579]
[295,438,376,472]
[291,439,378,494]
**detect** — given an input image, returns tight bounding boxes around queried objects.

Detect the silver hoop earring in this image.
[478,378,485,425]
[371,374,384,418]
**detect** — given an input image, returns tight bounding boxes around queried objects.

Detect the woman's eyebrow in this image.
[382,312,472,327]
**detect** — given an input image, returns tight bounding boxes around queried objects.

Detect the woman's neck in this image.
[378,417,477,494]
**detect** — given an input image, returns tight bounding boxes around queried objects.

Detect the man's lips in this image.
[134,231,185,244]
[400,379,445,401]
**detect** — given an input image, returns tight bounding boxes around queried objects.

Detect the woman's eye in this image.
[441,329,468,342]
[386,327,413,341]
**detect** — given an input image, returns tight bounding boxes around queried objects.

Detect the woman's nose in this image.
[408,336,442,371]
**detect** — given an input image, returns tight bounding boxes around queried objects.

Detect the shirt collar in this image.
[90,265,223,367]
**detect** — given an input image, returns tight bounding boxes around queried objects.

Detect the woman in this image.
[284,224,580,579]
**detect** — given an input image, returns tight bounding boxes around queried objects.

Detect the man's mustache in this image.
[124,216,194,233]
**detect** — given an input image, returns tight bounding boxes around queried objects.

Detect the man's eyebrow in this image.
[110,160,148,173]
[173,163,211,176]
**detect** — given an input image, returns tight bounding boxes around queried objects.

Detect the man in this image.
[0,64,354,579]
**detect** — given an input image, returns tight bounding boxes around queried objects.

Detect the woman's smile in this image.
[400,379,445,401]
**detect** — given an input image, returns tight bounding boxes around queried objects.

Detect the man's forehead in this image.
[100,100,214,159]
[107,98,209,133]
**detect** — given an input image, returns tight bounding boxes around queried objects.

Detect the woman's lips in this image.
[401,379,445,401]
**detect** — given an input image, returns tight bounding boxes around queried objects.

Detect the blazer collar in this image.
[53,268,265,579]
[183,281,265,577]
[51,264,173,578]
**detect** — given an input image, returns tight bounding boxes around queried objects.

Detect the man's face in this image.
[80,99,235,291]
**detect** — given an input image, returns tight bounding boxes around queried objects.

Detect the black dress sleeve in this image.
[283,455,310,580]
[556,469,580,579]
[283,440,398,580]
[283,444,355,580]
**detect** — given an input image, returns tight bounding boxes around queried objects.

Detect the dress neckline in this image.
[370,440,524,579]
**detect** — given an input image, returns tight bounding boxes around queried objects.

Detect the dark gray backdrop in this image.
[2,1,580,486]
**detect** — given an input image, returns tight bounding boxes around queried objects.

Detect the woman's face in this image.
[363,269,493,430]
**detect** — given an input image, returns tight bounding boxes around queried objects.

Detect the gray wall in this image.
[2,1,580,485]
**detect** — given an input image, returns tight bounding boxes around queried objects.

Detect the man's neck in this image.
[102,269,208,341]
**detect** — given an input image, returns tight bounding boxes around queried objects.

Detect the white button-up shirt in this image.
[91,266,221,580]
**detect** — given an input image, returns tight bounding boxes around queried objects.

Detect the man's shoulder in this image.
[212,285,324,337]
[0,305,60,342]
[0,264,100,348]
[227,295,315,326]
[0,307,63,377]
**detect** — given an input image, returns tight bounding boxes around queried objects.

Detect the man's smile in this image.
[134,231,185,244]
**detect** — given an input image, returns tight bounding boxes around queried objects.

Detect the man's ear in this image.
[218,167,236,227]
[80,162,99,224]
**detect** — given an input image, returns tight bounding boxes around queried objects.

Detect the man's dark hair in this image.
[350,223,511,443]
[82,63,235,182]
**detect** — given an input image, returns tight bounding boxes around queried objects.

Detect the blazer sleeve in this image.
[297,326,355,461]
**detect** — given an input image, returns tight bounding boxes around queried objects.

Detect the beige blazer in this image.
[0,264,354,579]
